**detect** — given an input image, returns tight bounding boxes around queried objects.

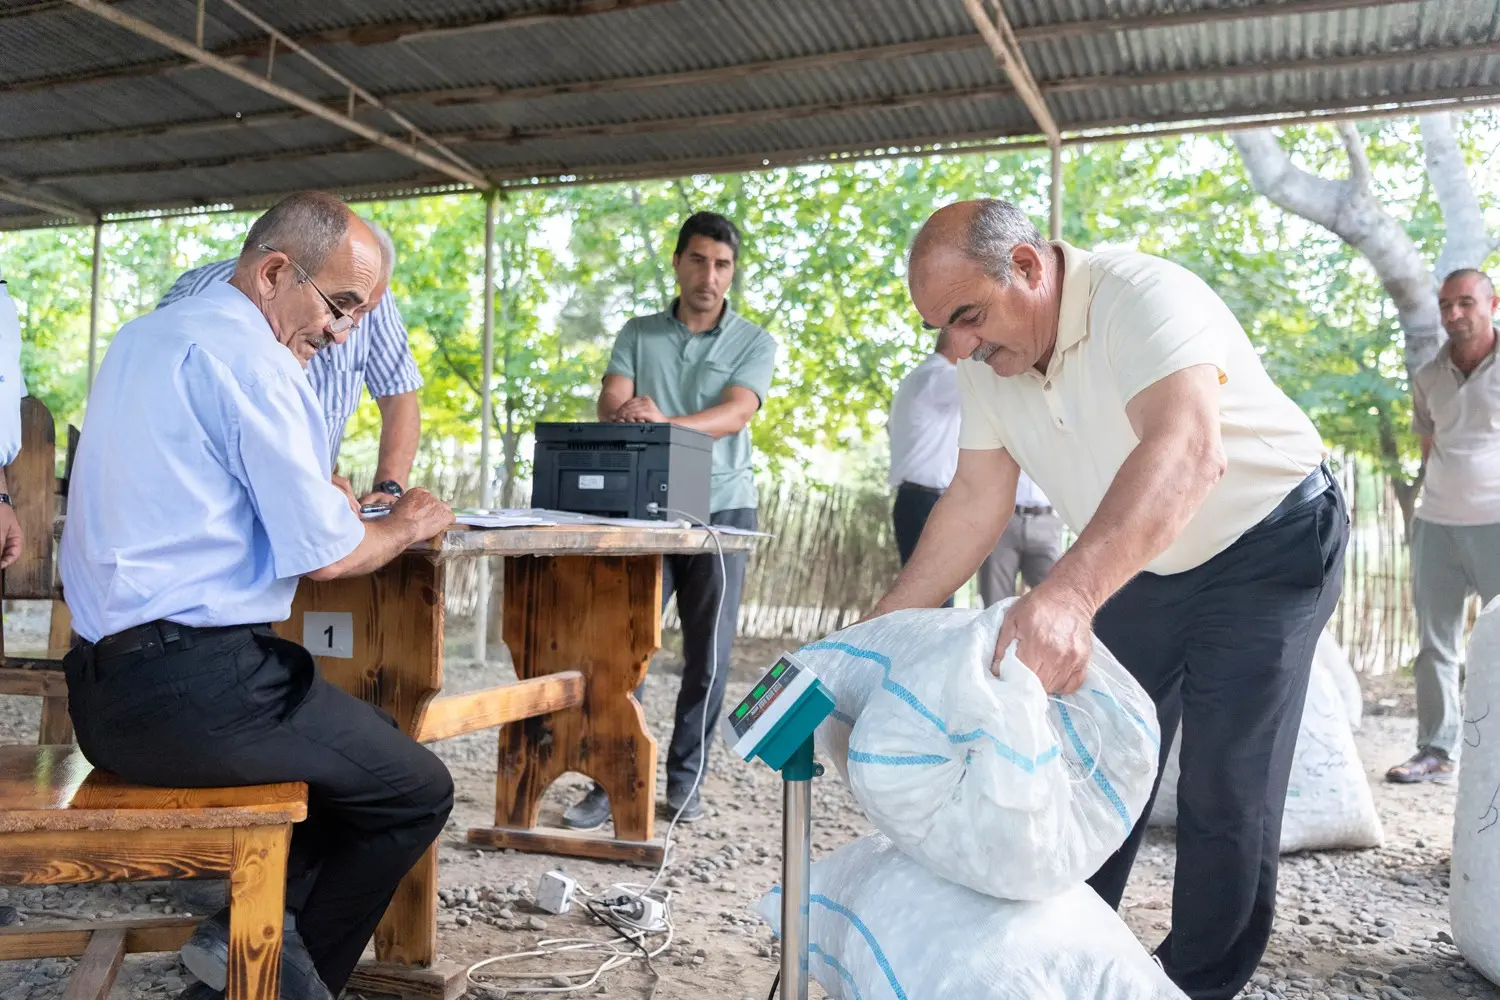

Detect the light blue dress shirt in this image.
[157,259,423,463]
[61,282,366,642]
[0,282,26,466]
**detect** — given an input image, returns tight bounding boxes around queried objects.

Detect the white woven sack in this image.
[1452,597,1500,985]
[838,600,1161,900]
[757,834,1187,1000]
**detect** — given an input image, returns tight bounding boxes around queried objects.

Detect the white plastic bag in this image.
[1452,597,1500,985]
[831,601,1160,901]
[756,834,1187,1000]
[1314,630,1363,731]
[1148,657,1382,853]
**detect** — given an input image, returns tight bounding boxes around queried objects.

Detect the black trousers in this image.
[891,482,954,608]
[651,506,756,792]
[64,625,453,995]
[1087,480,1348,1000]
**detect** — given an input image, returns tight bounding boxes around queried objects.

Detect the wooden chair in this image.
[0,745,306,1000]
[0,399,78,742]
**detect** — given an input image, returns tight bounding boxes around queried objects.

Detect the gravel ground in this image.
[0,608,1495,1000]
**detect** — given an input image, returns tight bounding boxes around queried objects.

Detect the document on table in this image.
[450,507,768,534]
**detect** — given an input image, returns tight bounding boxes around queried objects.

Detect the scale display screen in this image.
[728,656,801,741]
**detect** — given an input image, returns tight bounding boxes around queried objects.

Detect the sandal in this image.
[1386,750,1456,784]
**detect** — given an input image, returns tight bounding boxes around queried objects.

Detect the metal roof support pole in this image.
[63,0,487,189]
[86,218,102,393]
[1049,144,1062,241]
[474,190,498,662]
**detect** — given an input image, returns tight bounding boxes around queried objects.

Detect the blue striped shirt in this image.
[157,259,423,462]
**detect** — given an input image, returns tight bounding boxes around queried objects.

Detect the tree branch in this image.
[1232,130,1346,230]
[1337,122,1372,195]
[1421,113,1499,279]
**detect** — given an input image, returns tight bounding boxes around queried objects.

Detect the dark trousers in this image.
[1086,481,1348,1000]
[64,625,454,995]
[891,482,954,608]
[650,507,756,792]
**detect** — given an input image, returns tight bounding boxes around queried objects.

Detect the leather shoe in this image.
[561,783,612,831]
[180,907,332,1000]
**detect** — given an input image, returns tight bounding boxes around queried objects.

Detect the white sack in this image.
[1148,657,1382,853]
[839,601,1160,900]
[1452,596,1500,985]
[1314,630,1363,731]
[756,834,1187,1000]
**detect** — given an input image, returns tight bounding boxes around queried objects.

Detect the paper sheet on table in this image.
[450,508,769,534]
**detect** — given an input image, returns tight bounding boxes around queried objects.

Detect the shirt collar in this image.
[1437,327,1500,377]
[1053,240,1092,356]
[669,297,728,336]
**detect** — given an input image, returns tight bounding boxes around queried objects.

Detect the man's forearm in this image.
[667,400,757,440]
[309,517,424,581]
[1045,432,1223,613]
[373,392,420,487]
[875,477,1013,614]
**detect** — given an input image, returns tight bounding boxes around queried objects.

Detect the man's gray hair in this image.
[367,220,397,282]
[240,190,350,274]
[966,199,1050,285]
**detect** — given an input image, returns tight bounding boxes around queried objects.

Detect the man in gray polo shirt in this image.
[563,212,777,829]
[1388,268,1500,784]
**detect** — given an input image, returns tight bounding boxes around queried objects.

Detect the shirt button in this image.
[1043,381,1052,391]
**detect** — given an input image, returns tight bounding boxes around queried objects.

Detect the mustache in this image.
[970,341,1001,362]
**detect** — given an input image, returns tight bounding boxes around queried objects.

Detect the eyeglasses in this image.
[258,243,355,335]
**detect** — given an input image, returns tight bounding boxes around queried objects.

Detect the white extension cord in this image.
[463,506,729,997]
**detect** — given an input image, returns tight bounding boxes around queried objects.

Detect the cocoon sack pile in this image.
[798,600,1161,901]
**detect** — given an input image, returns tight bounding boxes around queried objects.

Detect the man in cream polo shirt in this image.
[870,200,1347,1000]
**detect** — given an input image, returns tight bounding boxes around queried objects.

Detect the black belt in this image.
[86,620,261,662]
[1262,461,1335,525]
[898,481,944,496]
[1015,505,1053,517]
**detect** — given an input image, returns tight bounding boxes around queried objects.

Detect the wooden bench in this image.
[0,745,306,1000]
[0,398,78,743]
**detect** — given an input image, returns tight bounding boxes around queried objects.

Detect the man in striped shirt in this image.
[157,221,423,506]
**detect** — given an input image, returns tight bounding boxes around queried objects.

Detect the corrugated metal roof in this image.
[1,0,1498,229]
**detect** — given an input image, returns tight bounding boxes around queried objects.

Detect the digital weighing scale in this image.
[721,652,835,1000]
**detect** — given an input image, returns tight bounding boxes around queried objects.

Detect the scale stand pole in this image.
[781,736,817,1000]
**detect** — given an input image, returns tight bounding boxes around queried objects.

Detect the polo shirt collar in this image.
[1054,240,1092,356]
[1437,327,1500,378]
[669,297,728,336]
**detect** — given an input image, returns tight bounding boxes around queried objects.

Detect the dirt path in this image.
[0,624,1495,1000]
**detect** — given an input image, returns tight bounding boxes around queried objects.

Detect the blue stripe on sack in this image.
[1087,686,1161,751]
[766,887,908,1000]
[810,944,864,1000]
[1055,701,1130,830]
[830,709,856,726]
[805,640,1061,774]
[847,750,950,767]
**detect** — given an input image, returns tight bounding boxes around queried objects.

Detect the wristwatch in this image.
[372,480,404,499]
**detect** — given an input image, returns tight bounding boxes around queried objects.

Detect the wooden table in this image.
[273,523,757,1000]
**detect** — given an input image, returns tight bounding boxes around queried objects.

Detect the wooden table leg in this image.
[277,555,466,1000]
[467,554,666,864]
[227,825,287,1000]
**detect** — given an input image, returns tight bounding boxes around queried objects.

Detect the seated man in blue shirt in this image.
[60,191,455,1000]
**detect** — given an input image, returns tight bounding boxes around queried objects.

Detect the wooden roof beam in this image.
[963,0,1059,145]
[0,170,93,219]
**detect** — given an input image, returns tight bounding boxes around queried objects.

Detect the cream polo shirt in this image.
[957,241,1326,576]
[1412,335,1500,527]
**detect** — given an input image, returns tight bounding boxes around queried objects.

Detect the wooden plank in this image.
[414,672,585,743]
[467,825,666,866]
[0,916,196,959]
[4,396,56,600]
[227,825,289,1000]
[275,552,443,968]
[0,828,232,884]
[426,524,759,559]
[0,667,67,696]
[497,555,661,843]
[48,600,73,651]
[345,959,467,1000]
[59,927,126,1000]
[38,696,73,745]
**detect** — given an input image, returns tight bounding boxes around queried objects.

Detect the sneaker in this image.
[1386,749,1456,784]
[666,785,704,823]
[180,908,332,1000]
[561,784,612,831]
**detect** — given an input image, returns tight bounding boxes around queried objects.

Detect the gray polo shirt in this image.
[1413,330,1500,527]
[605,301,776,512]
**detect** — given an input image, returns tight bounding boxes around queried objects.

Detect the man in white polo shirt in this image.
[871,199,1346,1000]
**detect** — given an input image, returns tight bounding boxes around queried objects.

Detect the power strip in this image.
[599,884,667,932]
